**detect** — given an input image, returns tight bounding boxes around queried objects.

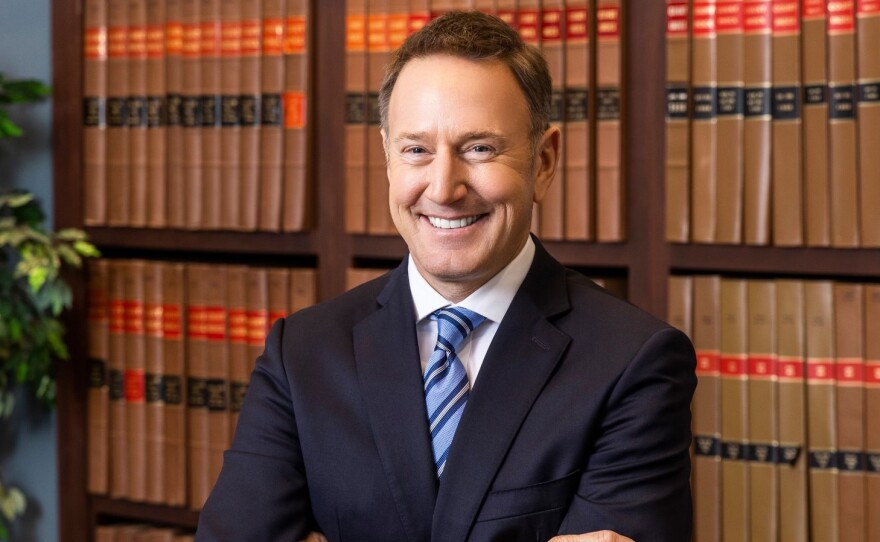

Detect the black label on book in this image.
[88,358,107,388]
[777,444,801,466]
[187,377,208,408]
[829,84,856,120]
[146,373,163,403]
[107,97,128,127]
[772,86,800,120]
[550,89,565,122]
[744,87,771,117]
[109,369,125,400]
[596,87,620,120]
[804,84,827,106]
[230,381,248,413]
[722,441,748,461]
[717,86,744,116]
[127,96,148,127]
[859,82,880,103]
[207,379,228,411]
[867,453,880,473]
[261,93,282,126]
[666,85,688,120]
[163,376,182,405]
[345,92,368,124]
[748,443,777,463]
[182,96,202,128]
[240,94,260,126]
[166,94,182,126]
[367,92,381,125]
[84,97,106,127]
[692,87,717,120]
[809,449,838,470]
[565,87,588,122]
[221,95,242,126]
[837,450,865,472]
[693,435,721,457]
[201,95,222,127]
[147,96,166,127]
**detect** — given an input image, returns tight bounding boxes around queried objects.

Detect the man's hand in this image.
[549,531,634,542]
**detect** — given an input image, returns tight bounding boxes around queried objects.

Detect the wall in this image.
[0,0,58,541]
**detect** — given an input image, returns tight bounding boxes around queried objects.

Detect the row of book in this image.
[96,525,194,542]
[665,0,880,248]
[344,0,627,242]
[86,259,316,510]
[82,0,312,231]
[668,275,880,541]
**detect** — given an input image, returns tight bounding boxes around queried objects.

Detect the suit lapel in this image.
[432,241,572,542]
[353,262,437,541]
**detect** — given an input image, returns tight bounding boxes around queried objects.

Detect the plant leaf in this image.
[73,239,100,258]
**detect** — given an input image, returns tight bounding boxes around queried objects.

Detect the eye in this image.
[470,144,493,154]
[403,146,428,155]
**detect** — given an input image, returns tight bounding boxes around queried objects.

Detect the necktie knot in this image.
[430,306,486,355]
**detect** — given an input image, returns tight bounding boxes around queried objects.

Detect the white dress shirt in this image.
[408,236,535,389]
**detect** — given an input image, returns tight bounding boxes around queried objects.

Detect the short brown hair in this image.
[378,11,552,145]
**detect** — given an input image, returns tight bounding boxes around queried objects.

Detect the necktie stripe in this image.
[428,377,468,428]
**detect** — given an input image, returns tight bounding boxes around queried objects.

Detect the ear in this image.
[531,125,561,204]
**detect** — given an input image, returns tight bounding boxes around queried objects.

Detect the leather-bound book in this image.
[199,0,223,229]
[245,267,269,374]
[539,0,565,240]
[802,0,829,246]
[107,0,131,226]
[596,0,623,242]
[203,266,230,497]
[289,267,316,314]
[108,261,128,498]
[691,0,718,243]
[219,0,243,230]
[87,260,110,495]
[475,0,495,14]
[84,0,109,226]
[146,0,168,228]
[665,0,689,243]
[267,268,290,326]
[227,265,249,440]
[128,0,149,228]
[239,0,262,231]
[865,284,880,541]
[519,0,541,235]
[123,260,147,502]
[858,1,880,246]
[143,261,166,504]
[282,0,311,231]
[564,0,590,241]
[161,262,187,506]
[181,0,203,229]
[185,264,211,509]
[165,0,186,228]
[258,0,285,231]
[496,0,518,30]
[366,0,394,234]
[344,0,368,233]
[667,275,693,339]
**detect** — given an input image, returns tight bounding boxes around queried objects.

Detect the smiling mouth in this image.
[426,214,487,229]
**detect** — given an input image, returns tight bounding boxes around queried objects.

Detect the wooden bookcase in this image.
[50,0,880,540]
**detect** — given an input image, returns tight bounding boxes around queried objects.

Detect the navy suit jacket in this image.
[196,240,696,541]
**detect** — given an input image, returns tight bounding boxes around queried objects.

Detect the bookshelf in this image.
[50,0,877,540]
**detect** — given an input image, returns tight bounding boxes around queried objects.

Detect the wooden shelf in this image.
[91,497,200,529]
[86,228,318,257]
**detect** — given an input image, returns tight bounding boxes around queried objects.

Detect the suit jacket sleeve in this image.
[196,318,314,542]
[557,326,696,541]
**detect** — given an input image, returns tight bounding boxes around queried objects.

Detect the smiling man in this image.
[197,11,695,542]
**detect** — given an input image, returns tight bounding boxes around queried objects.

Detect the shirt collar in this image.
[408,236,535,324]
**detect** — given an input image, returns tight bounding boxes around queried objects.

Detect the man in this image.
[197,11,695,542]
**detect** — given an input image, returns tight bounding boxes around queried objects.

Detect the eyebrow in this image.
[393,130,509,145]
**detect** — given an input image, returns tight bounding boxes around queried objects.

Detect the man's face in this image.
[384,54,558,301]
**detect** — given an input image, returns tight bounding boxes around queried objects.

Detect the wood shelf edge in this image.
[91,496,200,529]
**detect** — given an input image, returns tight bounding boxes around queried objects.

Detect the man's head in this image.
[381,11,560,302]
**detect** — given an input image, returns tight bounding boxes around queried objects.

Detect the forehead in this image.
[387,54,531,136]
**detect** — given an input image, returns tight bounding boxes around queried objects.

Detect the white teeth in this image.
[427,215,481,229]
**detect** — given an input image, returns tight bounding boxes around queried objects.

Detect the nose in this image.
[425,148,467,204]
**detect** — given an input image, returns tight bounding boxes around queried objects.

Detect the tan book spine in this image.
[239,0,262,231]
[742,1,772,245]
[185,264,211,509]
[666,275,693,339]
[802,0,830,246]
[245,267,269,376]
[108,261,128,498]
[827,0,860,247]
[431,0,454,20]
[282,0,311,231]
[805,279,839,541]
[166,0,185,228]
[161,262,187,506]
[227,266,249,440]
[770,0,803,246]
[289,267,316,314]
[219,0,243,230]
[200,0,222,229]
[95,525,116,542]
[204,266,230,497]
[692,275,722,542]
[146,0,168,228]
[834,283,866,540]
[408,3,429,38]
[474,0,495,14]
[366,0,394,235]
[520,0,541,236]
[865,284,880,541]
[665,0,689,243]
[123,260,147,502]
[746,280,778,540]
[714,1,744,245]
[596,0,623,242]
[173,535,195,542]
[691,1,718,243]
[143,261,165,504]
[858,1,880,246]
[496,0,518,30]
[84,0,109,226]
[720,278,749,542]
[539,0,565,240]
[87,260,110,495]
[267,268,290,326]
[345,0,368,233]
[129,0,149,227]
[563,1,590,241]
[776,279,808,542]
[107,0,131,226]
[182,0,203,228]
[259,0,285,231]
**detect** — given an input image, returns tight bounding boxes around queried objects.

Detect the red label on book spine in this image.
[721,355,748,376]
[229,308,248,343]
[693,2,718,36]
[125,370,146,402]
[201,22,221,55]
[166,21,183,55]
[163,304,182,340]
[744,1,772,32]
[263,18,284,55]
[836,360,864,384]
[696,350,721,375]
[368,14,389,50]
[828,0,856,32]
[205,306,227,341]
[146,25,164,58]
[129,25,147,58]
[89,290,107,322]
[108,26,128,58]
[283,92,306,128]
[388,13,408,47]
[497,9,518,29]
[542,8,563,42]
[807,360,835,382]
[182,23,201,58]
[284,16,306,53]
[85,27,108,59]
[667,1,689,36]
[778,357,805,379]
[187,306,207,339]
[597,5,621,38]
[247,310,269,345]
[860,0,880,14]
[221,22,242,57]
[409,14,430,35]
[803,0,826,19]
[110,300,125,333]
[124,301,144,334]
[749,355,778,377]
[269,310,287,324]
[145,303,163,337]
[772,0,800,33]
[241,20,261,55]
[519,9,540,43]
[867,361,880,385]
[716,1,745,32]
[567,6,589,39]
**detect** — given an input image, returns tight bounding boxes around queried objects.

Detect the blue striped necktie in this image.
[423,306,486,479]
